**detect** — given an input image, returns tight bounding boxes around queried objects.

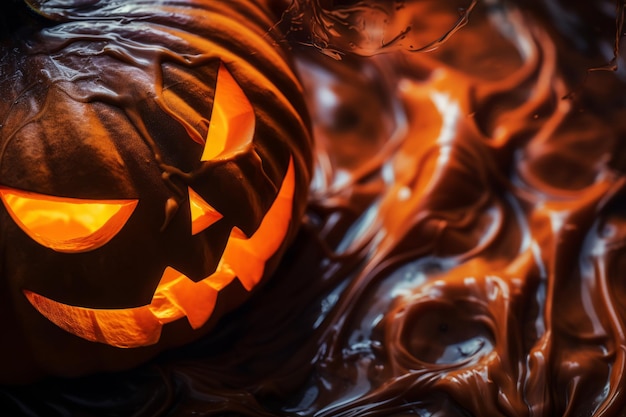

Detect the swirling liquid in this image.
[3,0,626,416]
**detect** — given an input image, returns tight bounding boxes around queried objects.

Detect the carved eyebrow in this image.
[201,62,255,161]
[154,61,256,233]
[0,187,137,253]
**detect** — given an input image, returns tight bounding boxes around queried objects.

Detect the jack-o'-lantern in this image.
[0,0,312,383]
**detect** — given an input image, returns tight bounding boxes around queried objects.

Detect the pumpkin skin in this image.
[0,0,312,383]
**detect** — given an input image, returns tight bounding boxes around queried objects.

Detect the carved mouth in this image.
[24,159,295,348]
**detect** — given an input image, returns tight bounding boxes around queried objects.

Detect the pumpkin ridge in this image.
[0,0,312,381]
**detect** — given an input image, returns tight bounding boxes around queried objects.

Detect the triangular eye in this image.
[0,187,137,253]
[201,62,255,161]
[188,187,223,235]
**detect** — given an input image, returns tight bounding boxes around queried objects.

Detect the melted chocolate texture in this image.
[3,0,626,416]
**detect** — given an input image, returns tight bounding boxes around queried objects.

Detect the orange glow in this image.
[201,63,255,161]
[188,187,223,235]
[0,187,137,253]
[23,266,220,348]
[222,157,296,290]
[24,158,296,347]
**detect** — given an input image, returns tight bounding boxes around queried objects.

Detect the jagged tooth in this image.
[148,291,186,324]
[226,244,264,291]
[203,261,237,291]
[165,277,219,329]
[224,158,296,291]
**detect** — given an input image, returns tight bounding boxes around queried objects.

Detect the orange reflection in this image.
[201,63,255,161]
[24,158,296,347]
[0,187,137,253]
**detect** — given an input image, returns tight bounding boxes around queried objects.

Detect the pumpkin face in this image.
[0,0,311,382]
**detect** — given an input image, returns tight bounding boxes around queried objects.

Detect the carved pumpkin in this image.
[0,0,312,382]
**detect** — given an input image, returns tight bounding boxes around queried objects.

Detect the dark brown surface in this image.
[2,0,626,415]
[0,0,311,383]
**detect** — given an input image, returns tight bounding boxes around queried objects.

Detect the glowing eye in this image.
[201,62,255,161]
[0,187,138,253]
[188,187,223,235]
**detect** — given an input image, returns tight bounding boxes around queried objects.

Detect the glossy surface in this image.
[0,0,311,381]
[3,0,626,416]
